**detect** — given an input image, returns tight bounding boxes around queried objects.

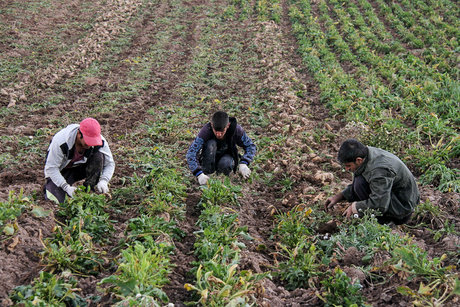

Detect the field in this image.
[0,0,459,306]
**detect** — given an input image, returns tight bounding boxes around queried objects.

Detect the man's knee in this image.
[85,151,104,188]
[216,155,234,175]
[202,140,218,174]
[43,179,66,204]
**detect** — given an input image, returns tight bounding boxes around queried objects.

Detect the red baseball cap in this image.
[79,118,102,146]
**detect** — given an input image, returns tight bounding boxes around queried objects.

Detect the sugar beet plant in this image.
[40,188,110,276]
[10,271,88,307]
[0,189,33,237]
[100,243,171,306]
[101,145,187,305]
[273,205,323,290]
[186,179,267,305]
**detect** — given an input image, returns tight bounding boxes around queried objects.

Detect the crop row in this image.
[8,142,188,305]
[285,0,458,192]
[185,179,267,305]
[271,203,460,305]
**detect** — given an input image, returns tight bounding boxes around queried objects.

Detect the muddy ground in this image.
[0,0,458,306]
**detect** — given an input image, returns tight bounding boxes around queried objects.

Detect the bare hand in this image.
[342,205,354,218]
[325,193,343,211]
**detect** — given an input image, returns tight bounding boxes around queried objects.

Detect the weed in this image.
[412,200,445,229]
[40,225,104,276]
[185,259,267,306]
[318,213,410,264]
[124,215,185,248]
[391,246,455,281]
[397,277,460,307]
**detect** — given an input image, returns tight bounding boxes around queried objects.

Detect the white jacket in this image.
[44,124,115,188]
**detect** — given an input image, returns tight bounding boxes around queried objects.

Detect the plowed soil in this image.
[0,0,458,306]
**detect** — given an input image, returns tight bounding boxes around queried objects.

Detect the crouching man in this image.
[186,111,256,185]
[325,139,420,225]
[44,118,115,203]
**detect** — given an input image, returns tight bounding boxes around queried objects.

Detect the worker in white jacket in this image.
[44,118,115,204]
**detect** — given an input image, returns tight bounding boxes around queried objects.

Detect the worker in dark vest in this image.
[186,111,256,185]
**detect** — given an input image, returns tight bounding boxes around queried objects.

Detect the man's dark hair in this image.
[337,139,368,163]
[211,111,229,131]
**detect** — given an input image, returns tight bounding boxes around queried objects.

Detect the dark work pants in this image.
[44,151,104,203]
[352,175,411,225]
[201,139,234,176]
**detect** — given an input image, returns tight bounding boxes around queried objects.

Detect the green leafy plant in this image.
[277,239,321,290]
[320,267,365,307]
[199,177,241,207]
[391,246,455,281]
[397,277,460,307]
[10,271,88,306]
[100,243,170,303]
[123,215,185,249]
[0,189,31,236]
[58,187,114,243]
[185,260,267,306]
[194,204,249,260]
[40,225,104,276]
[273,205,315,248]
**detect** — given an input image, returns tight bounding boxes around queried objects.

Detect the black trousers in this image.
[201,139,234,176]
[351,175,411,225]
[44,151,104,203]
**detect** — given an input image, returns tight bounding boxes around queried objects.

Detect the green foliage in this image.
[277,239,321,290]
[0,189,32,236]
[194,203,249,260]
[419,164,459,193]
[199,177,241,207]
[412,200,445,229]
[123,215,185,249]
[10,271,88,307]
[273,205,314,248]
[397,277,460,307]
[185,261,267,306]
[319,213,410,262]
[41,225,104,276]
[100,243,170,303]
[392,246,455,281]
[393,247,459,306]
[321,267,365,307]
[58,187,114,243]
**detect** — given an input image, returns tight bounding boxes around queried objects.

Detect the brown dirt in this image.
[0,0,458,306]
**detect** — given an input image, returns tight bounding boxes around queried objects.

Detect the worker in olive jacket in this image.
[325,139,420,225]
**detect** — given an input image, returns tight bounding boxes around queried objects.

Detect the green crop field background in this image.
[0,0,458,306]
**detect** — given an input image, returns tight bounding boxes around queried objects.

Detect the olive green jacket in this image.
[342,147,420,218]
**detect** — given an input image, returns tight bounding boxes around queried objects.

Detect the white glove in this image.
[95,180,109,194]
[197,173,210,185]
[238,163,251,179]
[62,184,77,198]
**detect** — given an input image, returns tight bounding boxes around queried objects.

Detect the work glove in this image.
[62,184,77,198]
[95,180,109,194]
[238,163,251,179]
[197,173,210,185]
